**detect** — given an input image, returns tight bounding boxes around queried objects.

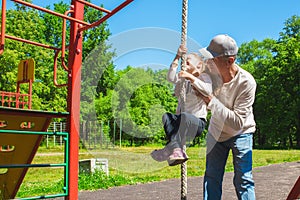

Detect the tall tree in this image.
[275,15,300,147]
[239,15,300,148]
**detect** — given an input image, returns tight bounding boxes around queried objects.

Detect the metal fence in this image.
[80,121,113,149]
[46,121,115,149]
[46,122,66,147]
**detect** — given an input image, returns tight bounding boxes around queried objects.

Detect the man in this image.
[179,34,256,200]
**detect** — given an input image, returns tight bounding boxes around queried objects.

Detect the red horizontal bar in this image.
[1,34,59,50]
[78,0,134,32]
[76,0,111,13]
[12,0,90,25]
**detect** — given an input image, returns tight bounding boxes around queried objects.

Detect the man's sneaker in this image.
[150,147,172,162]
[167,148,188,166]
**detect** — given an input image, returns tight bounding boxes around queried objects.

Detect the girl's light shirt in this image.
[167,66,212,119]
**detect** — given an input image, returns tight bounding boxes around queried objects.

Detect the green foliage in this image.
[17,179,64,198]
[108,67,177,145]
[238,15,300,148]
[43,2,69,46]
[82,2,110,60]
[81,42,116,121]
[78,170,139,190]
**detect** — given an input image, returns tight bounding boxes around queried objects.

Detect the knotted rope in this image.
[179,0,188,199]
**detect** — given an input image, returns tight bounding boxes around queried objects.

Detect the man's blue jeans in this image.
[203,133,256,200]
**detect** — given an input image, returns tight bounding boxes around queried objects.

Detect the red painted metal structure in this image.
[0,0,134,199]
[286,176,300,200]
[0,91,31,109]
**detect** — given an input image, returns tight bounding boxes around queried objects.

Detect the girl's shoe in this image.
[167,148,188,166]
[150,147,172,162]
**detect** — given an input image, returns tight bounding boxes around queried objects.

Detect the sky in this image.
[4,0,300,70]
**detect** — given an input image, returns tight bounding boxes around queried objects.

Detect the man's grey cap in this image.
[199,34,238,59]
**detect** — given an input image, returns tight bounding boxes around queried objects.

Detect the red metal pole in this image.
[66,1,84,199]
[0,0,6,55]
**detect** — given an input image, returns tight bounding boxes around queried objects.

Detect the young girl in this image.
[151,45,212,166]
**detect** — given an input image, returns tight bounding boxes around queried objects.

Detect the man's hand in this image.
[191,85,213,105]
[197,92,212,105]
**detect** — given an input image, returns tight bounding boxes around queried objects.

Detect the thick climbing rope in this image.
[179,0,188,199]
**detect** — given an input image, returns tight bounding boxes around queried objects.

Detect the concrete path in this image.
[77,161,300,200]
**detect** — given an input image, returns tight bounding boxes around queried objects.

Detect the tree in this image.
[108,67,177,145]
[275,15,300,147]
[238,15,300,148]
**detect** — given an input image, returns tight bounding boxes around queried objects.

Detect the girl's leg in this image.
[176,112,206,147]
[162,112,179,141]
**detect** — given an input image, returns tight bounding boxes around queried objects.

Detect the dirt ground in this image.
[77,161,300,200]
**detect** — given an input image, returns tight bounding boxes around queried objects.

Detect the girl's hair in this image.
[188,52,205,73]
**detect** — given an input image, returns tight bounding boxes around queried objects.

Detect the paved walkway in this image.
[77,161,300,200]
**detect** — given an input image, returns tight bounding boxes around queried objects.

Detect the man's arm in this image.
[207,82,256,131]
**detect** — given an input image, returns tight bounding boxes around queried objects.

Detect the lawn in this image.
[16,146,300,198]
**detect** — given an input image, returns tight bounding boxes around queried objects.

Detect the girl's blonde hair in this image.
[187,52,205,73]
[188,53,222,95]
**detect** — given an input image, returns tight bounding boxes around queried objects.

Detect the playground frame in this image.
[0,0,133,199]
[1,1,299,200]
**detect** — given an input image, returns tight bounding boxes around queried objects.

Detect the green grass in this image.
[15,146,300,198]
